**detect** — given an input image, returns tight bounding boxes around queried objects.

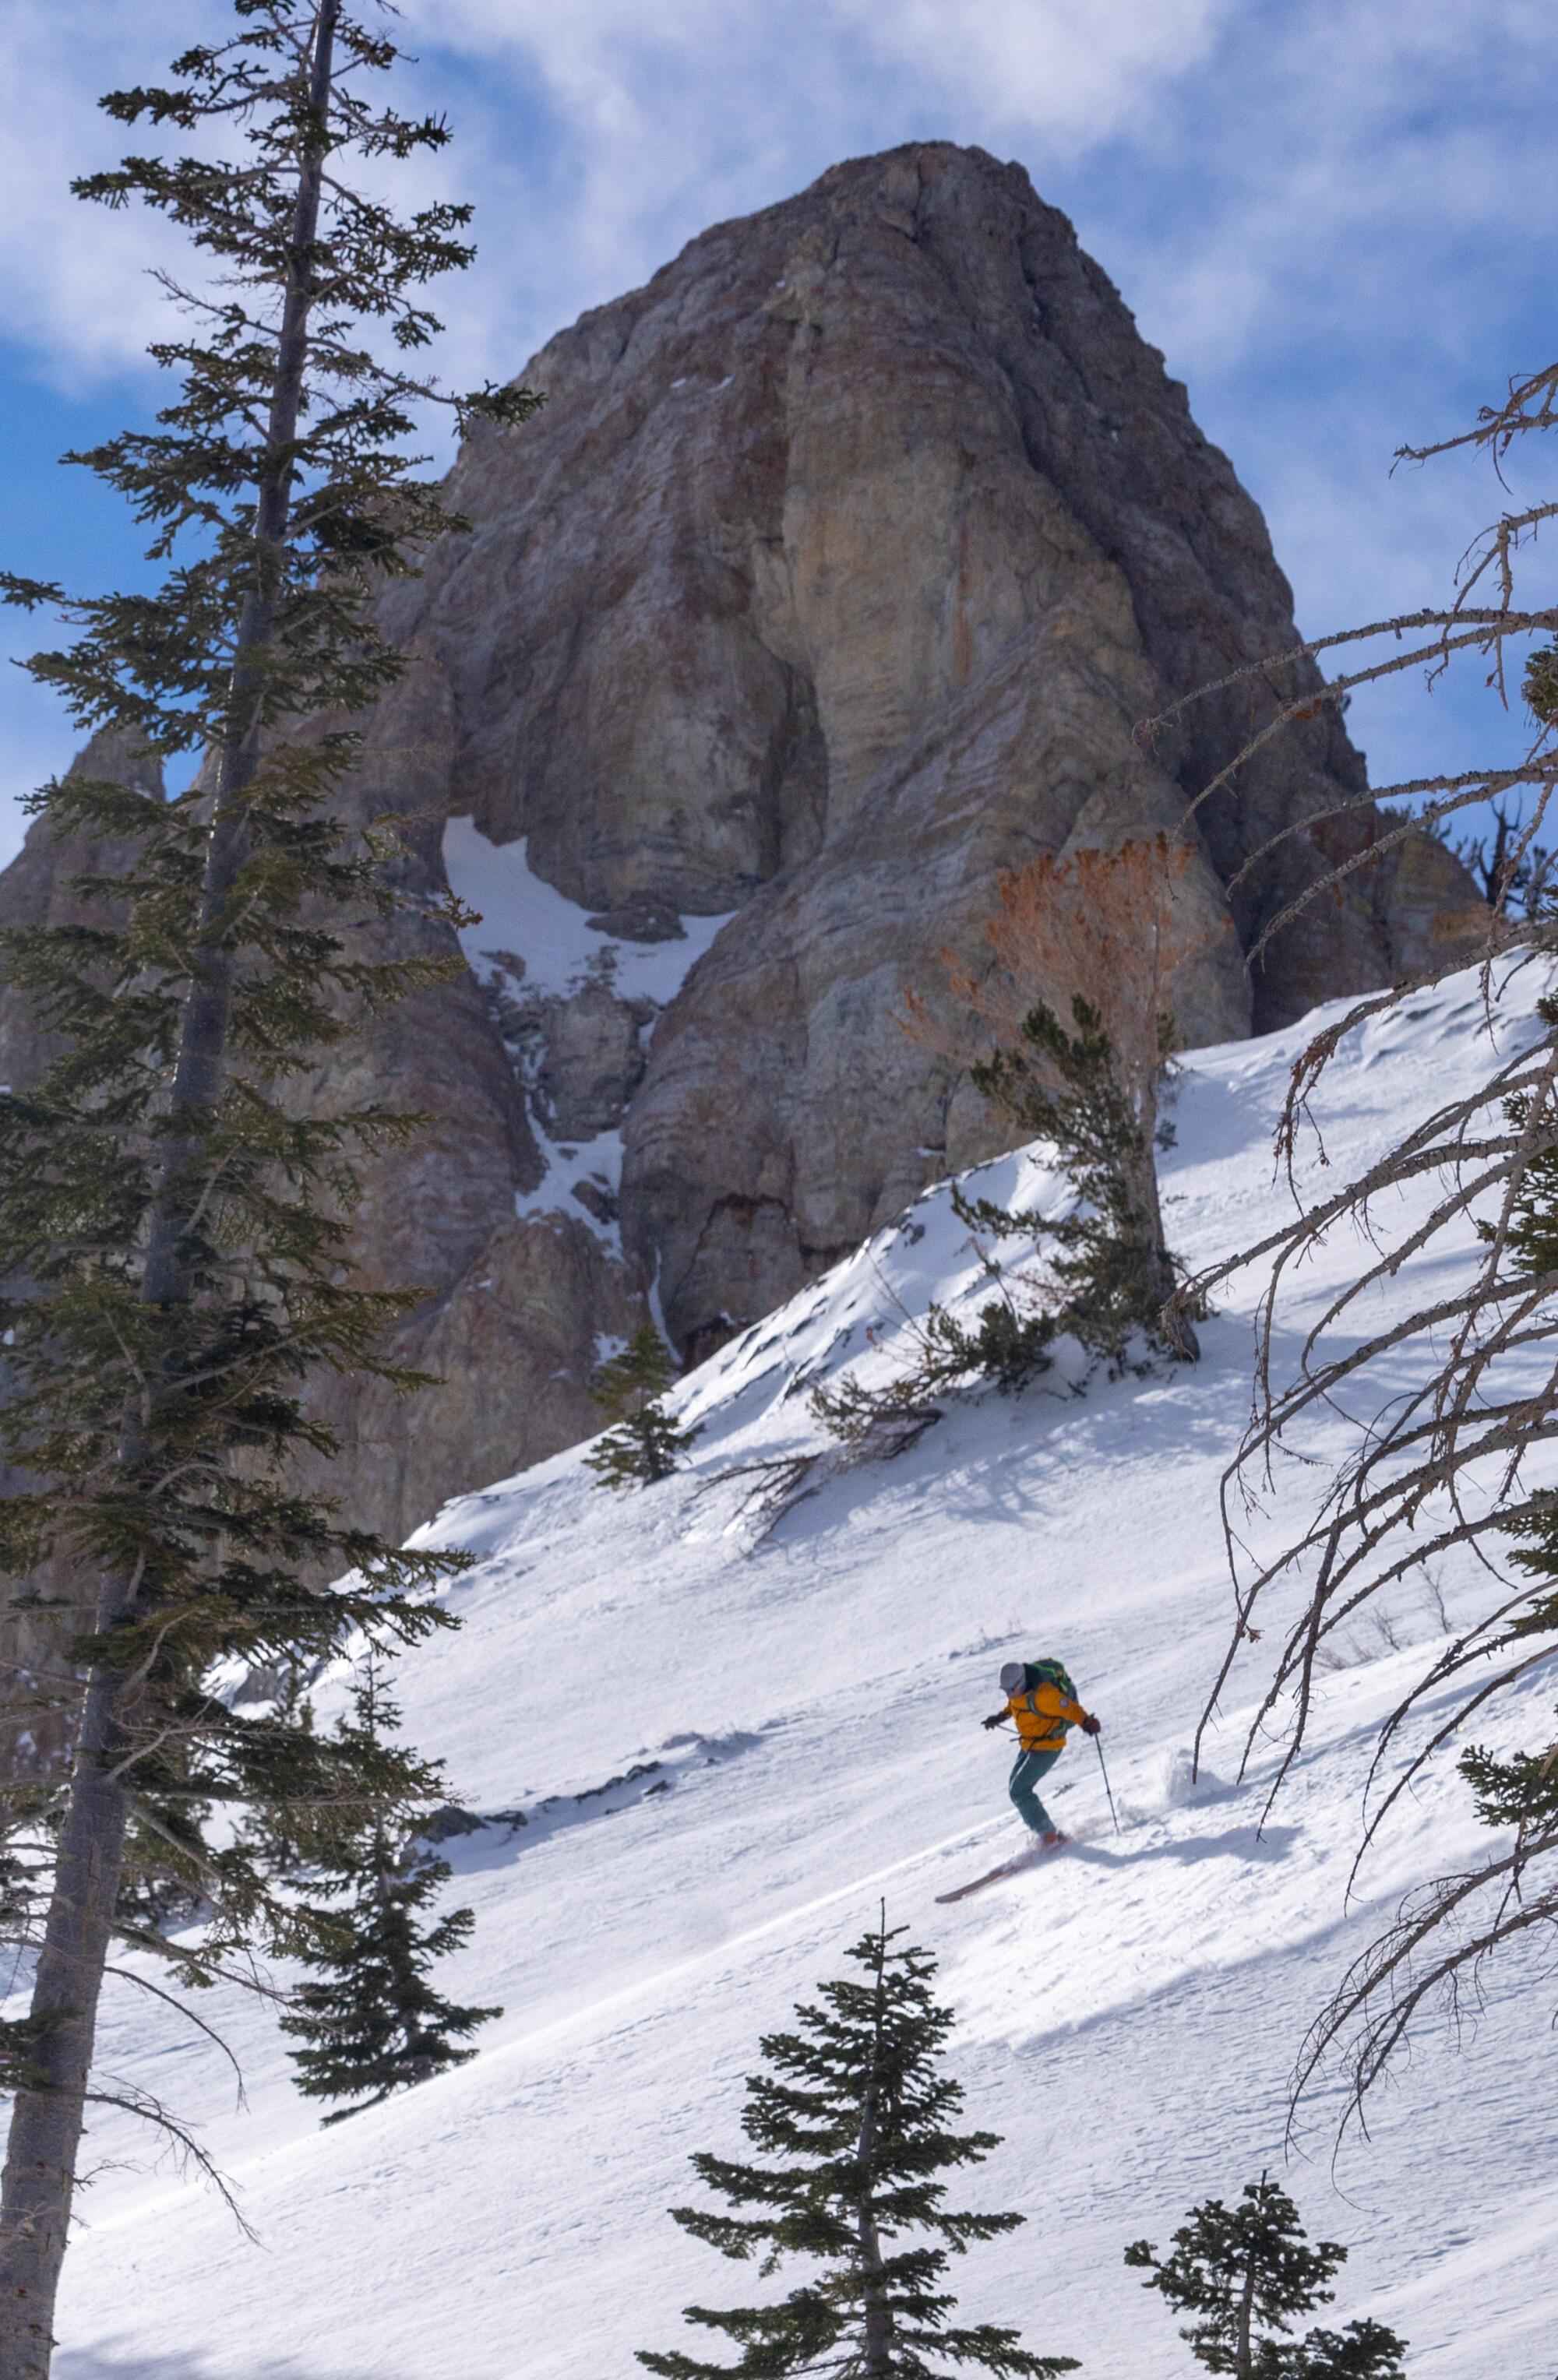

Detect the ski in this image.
[935,1836,1067,1903]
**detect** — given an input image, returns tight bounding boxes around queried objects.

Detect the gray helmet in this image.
[998,1661,1027,1695]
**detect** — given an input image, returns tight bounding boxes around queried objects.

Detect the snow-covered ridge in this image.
[51,964,1558,2380]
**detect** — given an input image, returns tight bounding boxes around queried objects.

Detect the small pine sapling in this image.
[1126,2176,1405,2380]
[951,1297,1059,1393]
[898,836,1215,1377]
[959,993,1196,1368]
[638,1911,1077,2379]
[280,1677,501,2123]
[585,1326,703,1489]
[282,1837,499,2122]
[1459,1454,1558,1851]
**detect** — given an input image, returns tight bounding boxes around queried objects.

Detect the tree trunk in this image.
[855,1928,894,2378]
[0,10,340,2367]
[0,1617,132,2378]
[1235,2254,1256,2380]
[1128,1128,1198,1363]
[855,2080,894,2378]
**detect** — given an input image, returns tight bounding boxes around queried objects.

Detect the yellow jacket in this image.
[1007,1680,1091,1754]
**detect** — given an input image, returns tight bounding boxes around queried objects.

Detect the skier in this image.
[982,1657,1101,1851]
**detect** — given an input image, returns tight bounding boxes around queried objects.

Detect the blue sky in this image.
[0,0,1553,863]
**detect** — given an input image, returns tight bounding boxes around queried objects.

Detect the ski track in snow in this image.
[44,961,1558,2380]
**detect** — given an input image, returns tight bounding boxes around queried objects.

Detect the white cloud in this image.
[834,0,1228,134]
[1106,0,1557,382]
[4,2,1546,421]
[0,1,1243,396]
[397,0,1237,397]
[0,3,203,387]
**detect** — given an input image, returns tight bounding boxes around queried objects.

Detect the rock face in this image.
[0,730,160,1093]
[0,142,1481,1550]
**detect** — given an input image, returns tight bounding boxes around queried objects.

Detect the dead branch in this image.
[83,2082,257,2241]
[1157,354,1558,2126]
[1288,1833,1558,2146]
[104,1963,249,2104]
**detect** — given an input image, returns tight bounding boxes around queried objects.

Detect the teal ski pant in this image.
[1009,1745,1063,1836]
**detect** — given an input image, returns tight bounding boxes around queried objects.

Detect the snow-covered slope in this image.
[51,966,1558,2380]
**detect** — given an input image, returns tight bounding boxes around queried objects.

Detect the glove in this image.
[981,1713,1006,1732]
[1081,1714,1102,1737]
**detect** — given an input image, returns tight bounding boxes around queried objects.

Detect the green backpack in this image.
[1024,1656,1077,1704]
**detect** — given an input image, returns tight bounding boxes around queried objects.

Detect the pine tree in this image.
[637,1914,1077,2380]
[959,994,1199,1368]
[1461,1066,1558,1847]
[279,1678,501,2123]
[0,7,534,2363]
[284,1833,498,2121]
[1459,1475,1558,1854]
[1125,2178,1405,2380]
[899,837,1213,1374]
[1460,1710,1558,1836]
[585,1325,703,1489]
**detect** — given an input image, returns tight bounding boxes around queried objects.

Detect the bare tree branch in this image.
[1157,356,1558,2130]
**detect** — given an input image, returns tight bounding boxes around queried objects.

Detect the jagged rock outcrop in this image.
[0,142,1482,1547]
[0,730,159,1093]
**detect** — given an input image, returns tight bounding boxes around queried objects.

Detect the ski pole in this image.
[1094,1734,1120,1836]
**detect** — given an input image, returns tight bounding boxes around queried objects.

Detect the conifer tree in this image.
[279,1675,501,2122]
[637,1914,1076,2379]
[1126,2178,1405,2380]
[1454,1089,1558,1852]
[0,6,534,2363]
[1460,1705,1558,1837]
[585,1325,703,1490]
[899,840,1211,1374]
[959,993,1198,1368]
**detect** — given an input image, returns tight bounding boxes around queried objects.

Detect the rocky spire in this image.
[0,143,1482,1538]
